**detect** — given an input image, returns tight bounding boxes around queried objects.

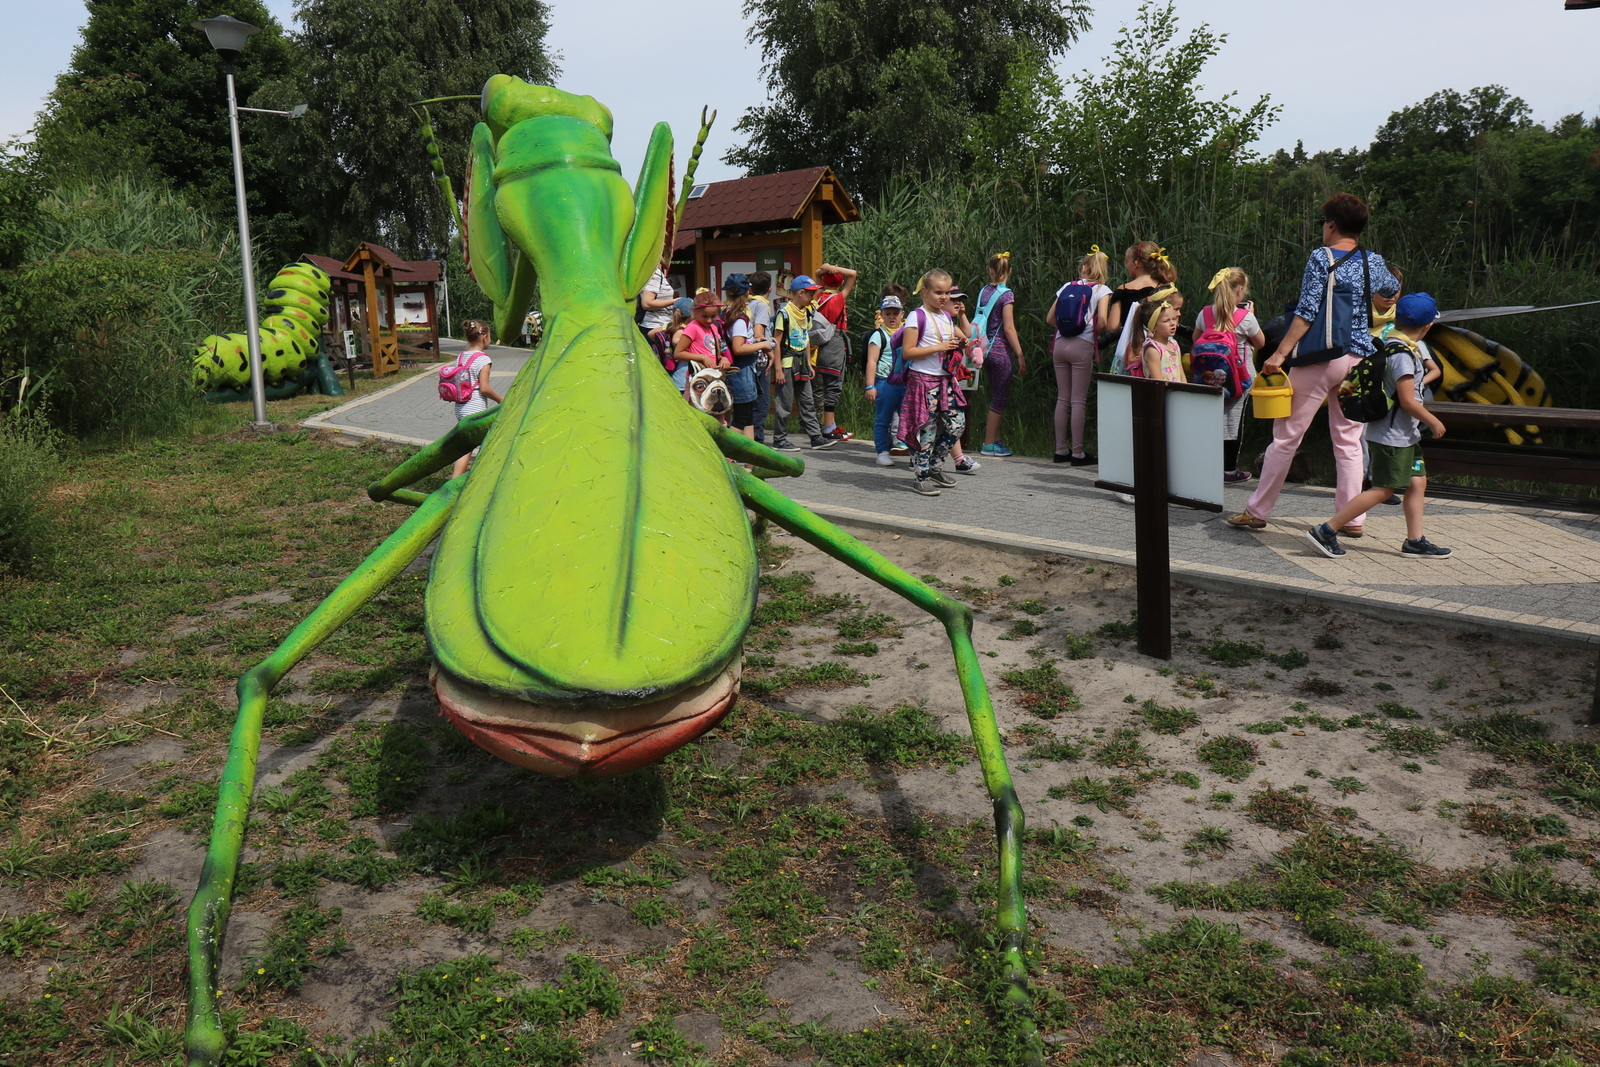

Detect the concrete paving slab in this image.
[292,369,1600,651]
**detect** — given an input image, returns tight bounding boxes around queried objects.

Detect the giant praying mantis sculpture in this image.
[183,77,1037,1065]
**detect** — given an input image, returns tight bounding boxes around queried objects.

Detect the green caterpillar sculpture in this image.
[192,262,334,393]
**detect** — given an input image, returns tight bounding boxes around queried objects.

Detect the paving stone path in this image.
[303,347,1600,650]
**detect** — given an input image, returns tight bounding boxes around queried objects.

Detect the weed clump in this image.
[1000,660,1080,719]
[1139,698,1198,735]
[1245,787,1317,831]
[1196,735,1258,779]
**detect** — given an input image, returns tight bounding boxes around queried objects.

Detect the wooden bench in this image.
[1422,402,1600,487]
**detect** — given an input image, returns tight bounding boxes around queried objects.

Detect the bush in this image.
[0,405,60,572]
[0,175,242,442]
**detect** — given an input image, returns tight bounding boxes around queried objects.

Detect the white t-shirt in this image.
[639,268,674,330]
[906,307,954,376]
[452,351,493,419]
[730,319,751,342]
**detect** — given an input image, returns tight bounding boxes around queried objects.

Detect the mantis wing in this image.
[621,121,674,300]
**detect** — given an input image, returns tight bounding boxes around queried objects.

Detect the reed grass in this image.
[3,175,244,442]
[826,172,1600,471]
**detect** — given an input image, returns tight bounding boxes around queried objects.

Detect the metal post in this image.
[1589,644,1599,726]
[441,262,452,338]
[224,68,270,430]
[1131,382,1172,660]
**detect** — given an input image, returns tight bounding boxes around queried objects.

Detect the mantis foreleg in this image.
[366,407,497,503]
[184,478,464,1067]
[733,471,1041,1065]
[700,413,804,480]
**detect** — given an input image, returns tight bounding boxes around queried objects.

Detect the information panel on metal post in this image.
[1097,377,1224,509]
[1093,374,1224,659]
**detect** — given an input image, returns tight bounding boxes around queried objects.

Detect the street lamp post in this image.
[192,14,272,430]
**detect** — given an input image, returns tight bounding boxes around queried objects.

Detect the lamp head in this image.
[289,104,308,119]
[191,15,260,71]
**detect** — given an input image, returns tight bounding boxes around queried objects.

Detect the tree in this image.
[49,0,296,213]
[251,0,559,261]
[727,0,1090,201]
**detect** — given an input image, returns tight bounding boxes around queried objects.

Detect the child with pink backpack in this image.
[1191,268,1268,483]
[438,319,504,477]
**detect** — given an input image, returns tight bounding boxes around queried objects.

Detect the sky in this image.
[4,0,1598,190]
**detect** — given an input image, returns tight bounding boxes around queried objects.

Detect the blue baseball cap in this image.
[672,296,694,317]
[1394,292,1439,326]
[879,295,903,310]
[789,274,820,291]
[722,272,751,295]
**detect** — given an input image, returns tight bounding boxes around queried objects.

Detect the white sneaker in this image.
[1115,492,1135,504]
[876,452,893,467]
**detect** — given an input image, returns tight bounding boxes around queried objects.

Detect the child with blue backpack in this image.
[1192,268,1268,483]
[974,252,1028,457]
[864,287,909,466]
[1047,247,1112,465]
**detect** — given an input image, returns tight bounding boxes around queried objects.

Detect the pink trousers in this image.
[1245,354,1367,526]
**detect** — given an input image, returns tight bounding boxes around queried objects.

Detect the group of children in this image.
[642,265,861,450]
[625,224,1452,559]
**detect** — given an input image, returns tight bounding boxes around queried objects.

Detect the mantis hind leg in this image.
[184,479,463,1066]
[367,407,498,504]
[734,470,1040,1064]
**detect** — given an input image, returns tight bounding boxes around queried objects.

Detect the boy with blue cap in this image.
[1306,292,1451,559]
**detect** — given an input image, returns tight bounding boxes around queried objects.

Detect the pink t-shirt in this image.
[680,319,724,364]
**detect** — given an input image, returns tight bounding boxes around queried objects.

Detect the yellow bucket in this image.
[1251,372,1293,419]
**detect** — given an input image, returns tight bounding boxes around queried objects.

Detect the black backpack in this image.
[1338,336,1409,423]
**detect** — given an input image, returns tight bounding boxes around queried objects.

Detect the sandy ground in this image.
[9,522,1597,1062]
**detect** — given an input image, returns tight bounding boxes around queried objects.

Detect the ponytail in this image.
[1207,268,1247,327]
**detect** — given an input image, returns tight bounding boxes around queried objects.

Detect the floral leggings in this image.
[910,409,965,479]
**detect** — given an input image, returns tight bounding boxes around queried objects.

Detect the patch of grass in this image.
[0,912,62,958]
[742,701,968,785]
[1025,738,1085,762]
[1064,775,1139,813]
[1092,728,1150,768]
[754,571,853,626]
[1062,631,1095,659]
[1245,719,1289,735]
[1095,617,1138,643]
[1000,619,1040,640]
[239,902,347,992]
[416,892,497,934]
[1017,598,1048,615]
[1196,735,1258,779]
[1171,771,1201,789]
[741,660,868,699]
[1468,767,1516,789]
[1245,787,1317,831]
[1000,660,1079,720]
[1272,647,1310,670]
[354,954,621,1064]
[1377,700,1422,719]
[1201,639,1264,667]
[837,611,900,640]
[1138,698,1198,735]
[1183,825,1235,857]
[1373,724,1448,756]
[1298,676,1347,697]
[831,640,879,657]
[1329,776,1368,796]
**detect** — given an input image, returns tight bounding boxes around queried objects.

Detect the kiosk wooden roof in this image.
[672,166,858,290]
